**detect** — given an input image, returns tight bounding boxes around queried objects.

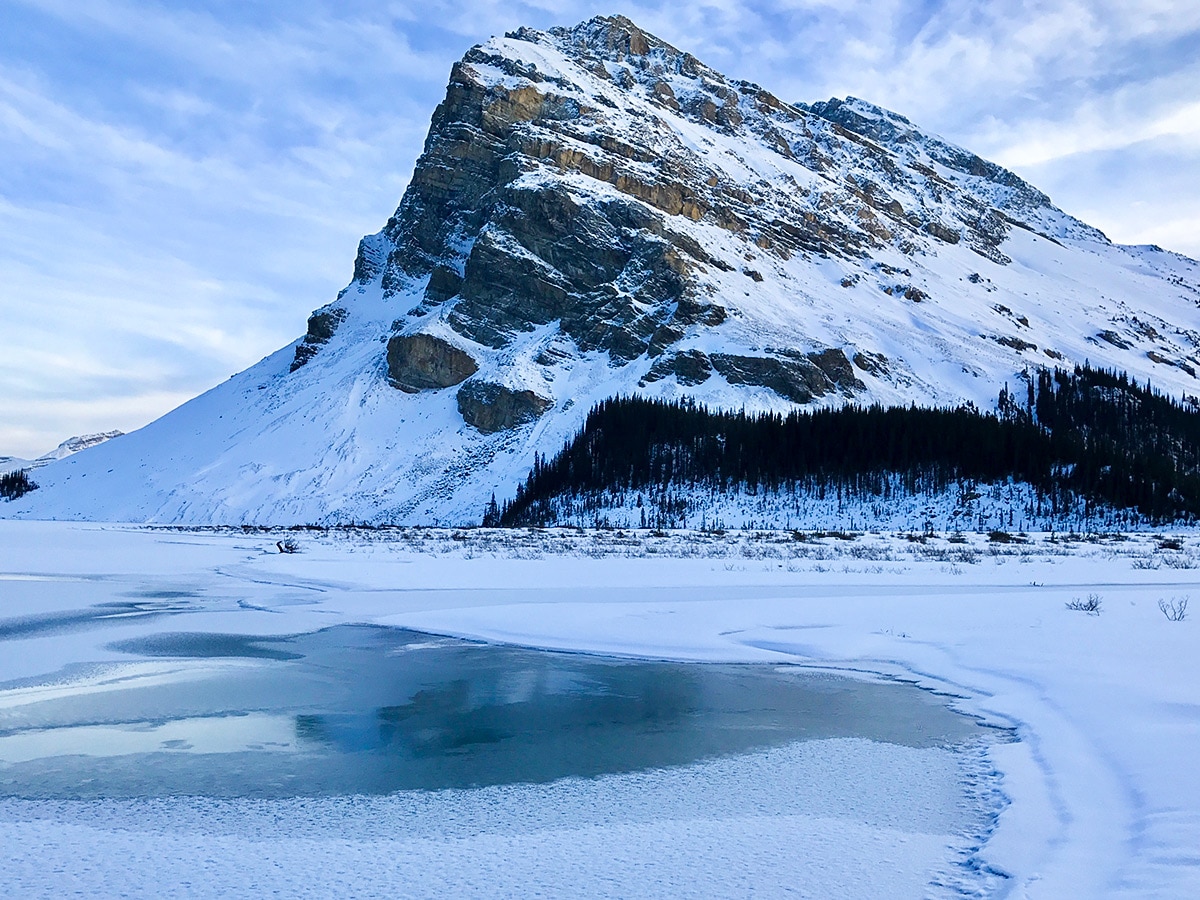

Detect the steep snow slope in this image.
[8,15,1200,525]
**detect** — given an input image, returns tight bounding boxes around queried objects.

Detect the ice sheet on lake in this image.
[0,738,1005,899]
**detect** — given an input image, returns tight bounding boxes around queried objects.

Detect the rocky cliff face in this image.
[11,15,1200,525]
[295,15,1164,435]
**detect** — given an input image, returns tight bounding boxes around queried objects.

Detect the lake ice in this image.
[4,521,1198,897]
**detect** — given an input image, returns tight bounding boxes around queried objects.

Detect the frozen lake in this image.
[36,524,1197,896]
[0,621,988,799]
[0,558,1007,897]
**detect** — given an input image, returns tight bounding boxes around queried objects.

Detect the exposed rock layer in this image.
[291,308,347,371]
[386,334,478,392]
[291,15,1173,443]
[458,382,553,433]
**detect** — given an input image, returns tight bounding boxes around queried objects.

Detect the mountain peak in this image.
[500,16,766,110]
[8,18,1200,525]
[0,430,123,476]
[545,15,692,66]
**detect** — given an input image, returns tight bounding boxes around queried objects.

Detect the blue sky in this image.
[2,0,1198,457]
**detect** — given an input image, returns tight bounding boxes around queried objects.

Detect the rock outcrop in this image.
[641,348,863,399]
[386,334,478,392]
[290,307,347,371]
[711,353,843,404]
[457,381,553,433]
[641,349,714,386]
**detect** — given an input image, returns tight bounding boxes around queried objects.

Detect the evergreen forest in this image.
[489,366,1200,528]
[0,469,37,501]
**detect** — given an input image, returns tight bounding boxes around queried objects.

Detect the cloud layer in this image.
[2,0,1197,456]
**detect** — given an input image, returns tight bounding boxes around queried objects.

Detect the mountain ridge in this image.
[0,432,124,478]
[7,14,1200,525]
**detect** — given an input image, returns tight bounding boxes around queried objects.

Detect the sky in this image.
[1,0,1198,458]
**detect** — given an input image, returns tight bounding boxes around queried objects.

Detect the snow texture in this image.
[2,521,1199,897]
[1,742,995,899]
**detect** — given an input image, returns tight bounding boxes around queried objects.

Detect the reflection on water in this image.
[0,626,984,798]
[0,600,193,640]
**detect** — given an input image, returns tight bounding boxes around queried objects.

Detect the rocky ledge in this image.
[386,334,478,392]
[457,382,553,433]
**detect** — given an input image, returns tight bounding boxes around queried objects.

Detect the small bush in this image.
[1162,552,1199,569]
[1158,596,1189,621]
[1158,537,1184,551]
[988,530,1014,543]
[1065,593,1102,615]
[947,531,968,544]
[823,530,856,541]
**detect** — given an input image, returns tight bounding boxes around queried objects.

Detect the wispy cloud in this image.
[1,0,1197,456]
[0,1,443,455]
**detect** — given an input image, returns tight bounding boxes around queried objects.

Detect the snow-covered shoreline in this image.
[2,521,1198,897]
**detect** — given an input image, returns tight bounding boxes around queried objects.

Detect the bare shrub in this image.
[1158,596,1189,621]
[849,543,895,560]
[1162,552,1198,570]
[988,530,1027,544]
[1065,593,1102,615]
[815,530,856,541]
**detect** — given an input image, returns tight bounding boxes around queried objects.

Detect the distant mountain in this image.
[0,457,32,478]
[8,15,1200,525]
[0,431,123,477]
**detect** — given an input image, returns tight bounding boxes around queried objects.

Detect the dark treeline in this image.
[0,469,37,501]
[491,365,1200,527]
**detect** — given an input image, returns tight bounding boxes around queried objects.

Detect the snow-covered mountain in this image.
[0,432,123,477]
[9,15,1200,525]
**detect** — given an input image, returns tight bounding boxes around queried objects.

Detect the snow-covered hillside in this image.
[8,15,1200,525]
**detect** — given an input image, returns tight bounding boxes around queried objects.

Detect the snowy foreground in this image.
[1,522,1198,898]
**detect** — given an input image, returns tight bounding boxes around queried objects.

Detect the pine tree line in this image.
[0,469,37,501]
[490,365,1200,527]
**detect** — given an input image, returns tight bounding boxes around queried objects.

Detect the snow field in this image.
[1,521,1199,897]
